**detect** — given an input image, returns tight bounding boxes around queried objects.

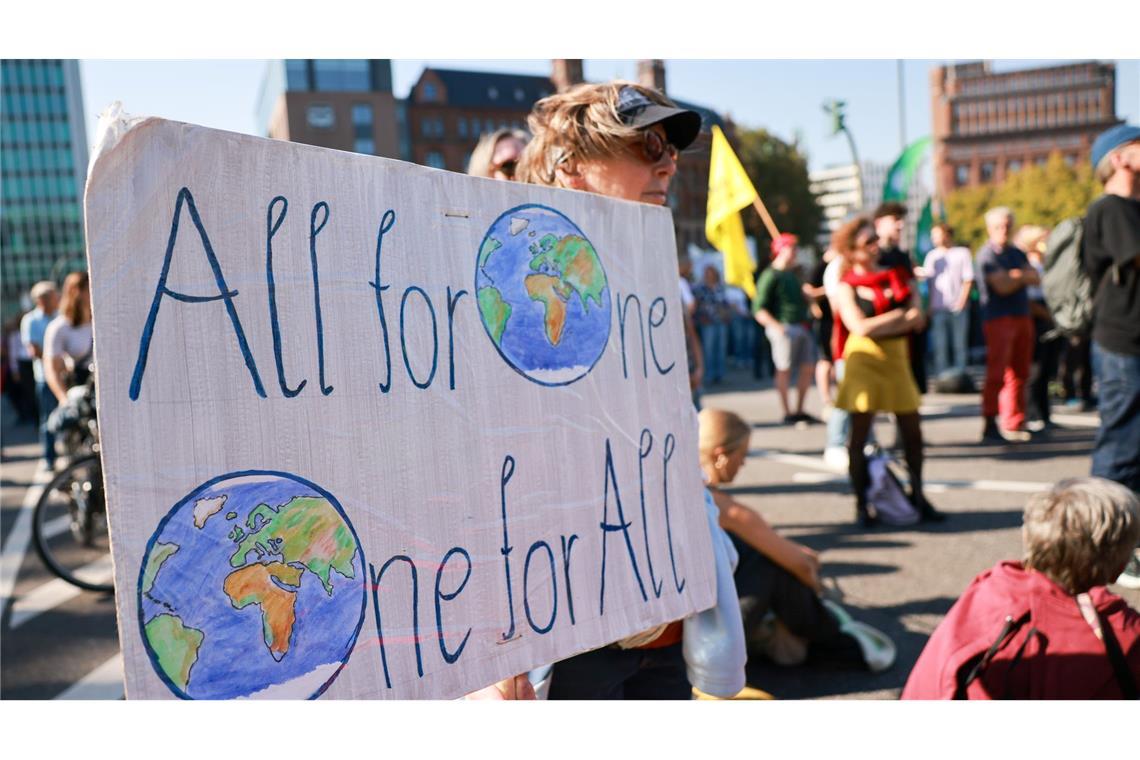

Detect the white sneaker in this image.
[823,446,848,470]
[822,599,896,673]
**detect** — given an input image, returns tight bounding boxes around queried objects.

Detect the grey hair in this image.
[30,280,58,301]
[466,128,530,178]
[1022,477,1140,593]
[984,206,1014,227]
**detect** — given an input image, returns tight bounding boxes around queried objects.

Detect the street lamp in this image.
[823,99,864,212]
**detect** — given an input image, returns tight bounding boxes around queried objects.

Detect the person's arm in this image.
[833,283,908,338]
[709,488,821,593]
[753,307,783,333]
[684,312,703,391]
[45,354,68,403]
[985,265,1040,296]
[465,674,537,700]
[953,279,973,314]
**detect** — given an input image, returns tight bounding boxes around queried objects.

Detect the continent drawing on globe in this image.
[193,495,227,529]
[228,496,357,595]
[144,613,204,693]
[475,205,612,386]
[223,561,303,661]
[137,472,366,700]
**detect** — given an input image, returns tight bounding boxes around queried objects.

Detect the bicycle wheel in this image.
[32,454,114,593]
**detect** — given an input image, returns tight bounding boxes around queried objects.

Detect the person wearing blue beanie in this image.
[1083,122,1140,589]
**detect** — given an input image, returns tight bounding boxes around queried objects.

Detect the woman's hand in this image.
[466,673,537,700]
[789,543,822,593]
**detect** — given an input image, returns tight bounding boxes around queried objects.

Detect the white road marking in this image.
[54,653,124,700]
[0,467,52,608]
[8,554,114,629]
[789,470,1049,493]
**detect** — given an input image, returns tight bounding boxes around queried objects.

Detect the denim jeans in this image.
[36,380,57,466]
[1091,342,1140,492]
[700,322,727,385]
[930,309,970,377]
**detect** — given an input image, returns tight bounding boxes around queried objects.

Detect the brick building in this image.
[257,59,400,159]
[404,68,554,172]
[930,60,1121,197]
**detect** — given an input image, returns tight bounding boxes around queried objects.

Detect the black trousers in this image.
[730,534,844,649]
[1028,318,1061,424]
[548,641,690,700]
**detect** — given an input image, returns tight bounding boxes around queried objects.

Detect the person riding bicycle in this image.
[43,272,96,458]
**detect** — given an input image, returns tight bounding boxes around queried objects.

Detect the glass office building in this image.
[1,59,89,321]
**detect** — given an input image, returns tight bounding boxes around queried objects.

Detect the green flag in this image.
[915,199,934,265]
[882,136,932,203]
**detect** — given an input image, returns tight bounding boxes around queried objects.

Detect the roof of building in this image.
[420,68,554,109]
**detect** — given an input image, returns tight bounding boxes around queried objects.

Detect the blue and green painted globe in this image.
[475,204,612,385]
[137,471,366,699]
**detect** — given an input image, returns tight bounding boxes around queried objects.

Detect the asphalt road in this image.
[1,367,1136,700]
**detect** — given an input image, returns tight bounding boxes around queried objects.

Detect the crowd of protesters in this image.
[3,82,1137,702]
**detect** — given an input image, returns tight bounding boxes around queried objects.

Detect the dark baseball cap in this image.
[1091,123,1140,169]
[616,86,702,151]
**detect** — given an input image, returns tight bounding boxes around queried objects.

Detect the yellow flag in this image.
[706,125,759,300]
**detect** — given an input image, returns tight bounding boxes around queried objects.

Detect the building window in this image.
[313,59,370,92]
[488,86,499,100]
[457,117,467,138]
[306,104,336,129]
[955,165,969,186]
[420,118,444,139]
[285,59,310,90]
[1064,154,1077,166]
[354,138,375,155]
[426,151,445,169]
[352,103,373,137]
[514,88,525,102]
[980,162,995,182]
[423,83,437,102]
[1008,159,1022,174]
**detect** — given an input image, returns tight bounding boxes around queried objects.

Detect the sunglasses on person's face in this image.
[493,159,518,179]
[631,129,679,164]
[857,233,879,248]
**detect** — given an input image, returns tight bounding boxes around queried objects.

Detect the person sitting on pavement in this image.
[831,216,943,527]
[699,408,896,672]
[753,233,819,426]
[902,477,1140,699]
[517,79,746,700]
[976,206,1038,443]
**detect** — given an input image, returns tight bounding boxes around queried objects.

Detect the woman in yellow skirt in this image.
[832,216,944,526]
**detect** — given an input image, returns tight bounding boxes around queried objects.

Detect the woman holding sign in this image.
[517,81,747,700]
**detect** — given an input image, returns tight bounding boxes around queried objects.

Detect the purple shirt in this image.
[924,246,975,313]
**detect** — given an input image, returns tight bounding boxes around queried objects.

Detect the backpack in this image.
[866,450,920,526]
[1041,217,1093,337]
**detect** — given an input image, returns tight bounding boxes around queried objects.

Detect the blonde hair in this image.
[58,271,90,327]
[466,128,529,178]
[1013,224,1049,256]
[1022,477,1140,594]
[517,81,676,188]
[698,408,751,468]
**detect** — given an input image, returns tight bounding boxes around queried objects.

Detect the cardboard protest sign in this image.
[86,110,716,699]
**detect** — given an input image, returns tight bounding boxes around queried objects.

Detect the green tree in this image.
[732,127,824,252]
[944,152,1101,252]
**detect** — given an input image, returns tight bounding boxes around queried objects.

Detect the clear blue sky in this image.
[80,59,1140,173]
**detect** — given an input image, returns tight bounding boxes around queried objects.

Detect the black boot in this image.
[911,490,946,523]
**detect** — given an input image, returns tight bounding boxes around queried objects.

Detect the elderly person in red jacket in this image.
[902,477,1140,699]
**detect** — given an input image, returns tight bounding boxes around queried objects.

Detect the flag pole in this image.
[751,196,781,240]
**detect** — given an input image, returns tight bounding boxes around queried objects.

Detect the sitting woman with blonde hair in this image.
[518,80,747,700]
[699,407,896,672]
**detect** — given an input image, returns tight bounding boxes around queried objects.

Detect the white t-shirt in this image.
[679,277,695,313]
[823,257,843,303]
[44,317,93,369]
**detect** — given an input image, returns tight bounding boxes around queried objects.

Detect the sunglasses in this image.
[492,159,518,179]
[631,129,679,164]
[857,232,879,247]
